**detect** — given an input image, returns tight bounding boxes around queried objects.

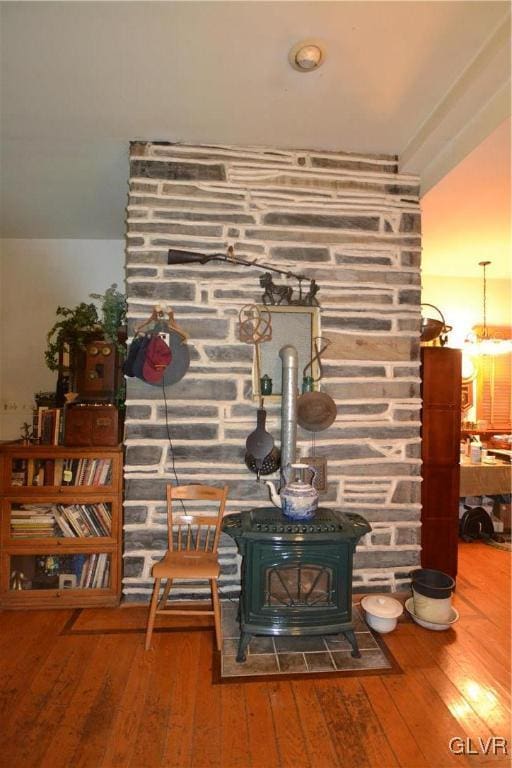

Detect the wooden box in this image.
[64,405,119,447]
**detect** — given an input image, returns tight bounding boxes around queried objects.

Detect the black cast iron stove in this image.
[222,507,371,662]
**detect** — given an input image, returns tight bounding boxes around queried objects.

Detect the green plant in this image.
[89,284,127,346]
[44,302,100,371]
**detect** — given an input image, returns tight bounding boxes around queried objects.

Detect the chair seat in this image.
[152,551,220,579]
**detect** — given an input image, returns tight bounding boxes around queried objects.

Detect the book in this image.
[40,409,57,445]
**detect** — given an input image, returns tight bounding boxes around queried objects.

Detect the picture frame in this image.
[58,574,77,590]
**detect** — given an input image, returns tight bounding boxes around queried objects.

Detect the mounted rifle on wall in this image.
[167,246,320,307]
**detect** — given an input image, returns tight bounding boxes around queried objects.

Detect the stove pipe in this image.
[279,345,298,485]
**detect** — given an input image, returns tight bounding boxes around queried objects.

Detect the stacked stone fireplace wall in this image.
[123,141,422,601]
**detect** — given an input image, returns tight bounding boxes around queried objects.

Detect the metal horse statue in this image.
[259,272,293,305]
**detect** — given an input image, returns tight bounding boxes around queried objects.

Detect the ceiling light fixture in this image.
[465,260,512,356]
[289,40,324,72]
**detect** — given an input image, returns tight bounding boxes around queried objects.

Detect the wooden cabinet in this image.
[0,444,123,608]
[421,347,462,580]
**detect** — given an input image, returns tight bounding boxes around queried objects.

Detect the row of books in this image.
[79,553,110,589]
[11,458,112,488]
[10,503,112,538]
[62,458,113,486]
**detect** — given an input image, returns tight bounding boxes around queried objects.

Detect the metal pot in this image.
[297,391,337,432]
[420,304,452,343]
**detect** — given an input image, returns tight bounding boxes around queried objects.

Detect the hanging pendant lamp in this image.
[465,261,512,356]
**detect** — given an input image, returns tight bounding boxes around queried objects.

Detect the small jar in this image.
[470,443,482,463]
[260,374,273,396]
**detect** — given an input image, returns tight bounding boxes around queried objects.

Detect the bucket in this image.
[411,569,455,624]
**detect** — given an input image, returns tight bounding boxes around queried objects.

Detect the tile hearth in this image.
[220,601,397,679]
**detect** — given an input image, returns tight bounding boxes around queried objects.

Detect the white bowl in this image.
[405,597,459,631]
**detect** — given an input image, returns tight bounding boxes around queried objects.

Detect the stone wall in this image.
[123,142,422,601]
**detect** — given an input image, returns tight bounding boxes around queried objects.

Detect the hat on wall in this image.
[123,335,145,377]
[131,335,151,380]
[142,336,172,383]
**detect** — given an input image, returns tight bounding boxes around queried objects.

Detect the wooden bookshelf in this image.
[0,444,123,608]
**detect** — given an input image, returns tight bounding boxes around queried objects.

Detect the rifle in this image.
[167,246,307,283]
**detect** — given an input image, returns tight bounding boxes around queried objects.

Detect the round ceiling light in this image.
[289,40,324,72]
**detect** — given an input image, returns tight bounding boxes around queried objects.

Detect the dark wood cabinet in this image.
[420,347,462,579]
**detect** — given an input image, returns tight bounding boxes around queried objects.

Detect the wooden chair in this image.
[145,484,229,651]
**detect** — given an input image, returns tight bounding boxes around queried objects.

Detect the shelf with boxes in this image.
[0,444,123,608]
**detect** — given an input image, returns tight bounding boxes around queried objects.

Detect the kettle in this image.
[265,463,319,520]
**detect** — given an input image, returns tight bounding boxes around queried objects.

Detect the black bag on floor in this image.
[459,506,494,542]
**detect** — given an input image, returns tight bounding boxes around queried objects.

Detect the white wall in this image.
[422,274,512,348]
[0,239,124,440]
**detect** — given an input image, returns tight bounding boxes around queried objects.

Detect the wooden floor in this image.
[1,541,510,768]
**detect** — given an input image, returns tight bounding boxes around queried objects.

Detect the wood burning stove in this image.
[222,507,371,662]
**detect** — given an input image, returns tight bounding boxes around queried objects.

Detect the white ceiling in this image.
[0,1,510,240]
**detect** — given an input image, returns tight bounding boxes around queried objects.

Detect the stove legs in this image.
[236,631,252,663]
[343,628,361,658]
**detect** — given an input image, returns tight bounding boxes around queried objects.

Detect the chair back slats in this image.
[166,485,229,553]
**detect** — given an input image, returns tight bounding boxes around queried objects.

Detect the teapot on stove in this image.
[265,463,318,520]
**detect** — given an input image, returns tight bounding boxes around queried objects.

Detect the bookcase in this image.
[0,443,123,608]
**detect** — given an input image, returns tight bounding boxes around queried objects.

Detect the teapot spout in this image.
[265,481,281,508]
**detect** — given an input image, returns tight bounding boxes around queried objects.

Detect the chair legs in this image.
[145,576,223,653]
[158,578,173,609]
[145,576,161,651]
[211,578,222,651]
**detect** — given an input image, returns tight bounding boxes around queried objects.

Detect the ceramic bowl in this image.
[361,595,403,634]
[405,597,459,631]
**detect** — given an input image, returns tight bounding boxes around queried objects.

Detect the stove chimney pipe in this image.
[279,345,298,486]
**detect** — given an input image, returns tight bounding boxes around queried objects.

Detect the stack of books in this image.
[10,505,55,538]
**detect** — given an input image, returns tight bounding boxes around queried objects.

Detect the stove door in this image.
[243,541,353,633]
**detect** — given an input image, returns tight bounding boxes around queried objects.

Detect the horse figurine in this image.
[259,272,293,305]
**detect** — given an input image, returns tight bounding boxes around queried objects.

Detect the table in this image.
[459,458,511,497]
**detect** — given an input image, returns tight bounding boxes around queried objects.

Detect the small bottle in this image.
[470,438,482,463]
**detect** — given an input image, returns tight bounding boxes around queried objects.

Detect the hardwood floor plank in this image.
[339,678,399,767]
[0,609,69,721]
[361,676,430,768]
[220,680,251,768]
[382,666,474,768]
[37,635,136,768]
[290,679,339,768]
[128,632,185,768]
[70,635,139,768]
[268,682,311,768]
[244,682,281,768]
[99,639,155,768]
[390,630,505,765]
[314,679,370,768]
[0,634,99,768]
[188,631,222,768]
[162,631,201,768]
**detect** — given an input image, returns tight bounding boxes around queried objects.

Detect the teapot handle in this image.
[306,465,318,485]
[282,463,292,484]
